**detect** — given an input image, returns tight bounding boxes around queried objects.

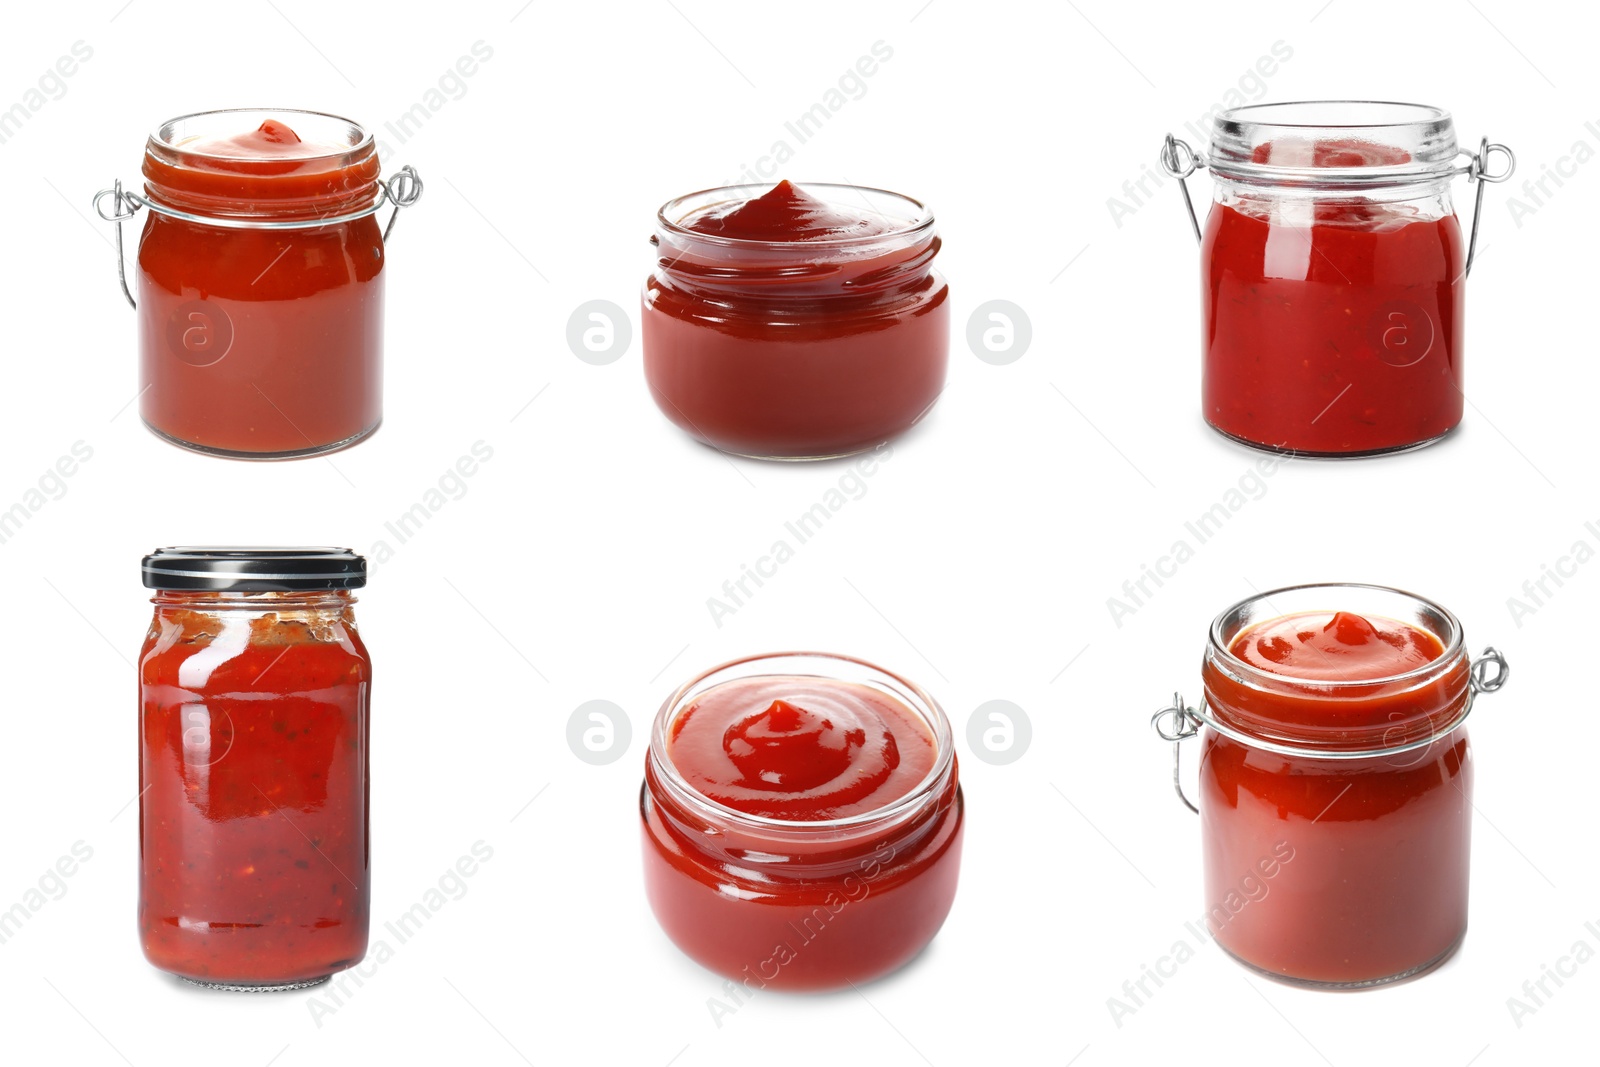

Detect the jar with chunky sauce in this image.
[643,181,949,460]
[1161,102,1514,456]
[641,652,964,990]
[1152,583,1508,988]
[138,548,371,990]
[96,109,421,458]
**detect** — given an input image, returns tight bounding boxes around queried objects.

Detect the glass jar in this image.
[642,182,949,460]
[95,109,421,459]
[1161,101,1514,456]
[640,652,964,990]
[1152,583,1509,988]
[138,547,371,990]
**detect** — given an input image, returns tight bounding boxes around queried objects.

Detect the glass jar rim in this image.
[1208,100,1462,186]
[149,107,374,163]
[1208,582,1465,691]
[655,182,935,250]
[648,650,955,835]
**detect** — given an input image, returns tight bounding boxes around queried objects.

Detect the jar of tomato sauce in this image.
[643,180,949,460]
[641,652,964,990]
[1151,583,1508,988]
[138,547,371,990]
[95,109,421,458]
[1161,102,1514,456]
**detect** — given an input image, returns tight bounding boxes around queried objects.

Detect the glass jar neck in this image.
[1200,584,1471,753]
[142,109,380,222]
[644,651,957,871]
[1207,100,1461,192]
[644,753,957,877]
[652,184,938,301]
[1212,174,1455,205]
[151,588,357,615]
[651,226,940,302]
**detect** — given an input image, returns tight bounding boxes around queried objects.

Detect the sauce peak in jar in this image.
[677,180,903,242]
[1229,611,1444,682]
[668,676,934,820]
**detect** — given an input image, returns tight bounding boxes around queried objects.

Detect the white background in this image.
[0,1,1592,1064]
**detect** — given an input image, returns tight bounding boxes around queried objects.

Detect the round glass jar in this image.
[138,547,371,990]
[97,108,421,459]
[641,652,964,990]
[642,182,949,460]
[1153,583,1508,988]
[1162,101,1513,457]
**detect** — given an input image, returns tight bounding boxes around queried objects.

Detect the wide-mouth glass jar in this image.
[1151,583,1508,988]
[642,181,949,460]
[641,652,964,990]
[138,547,371,990]
[95,109,421,459]
[1161,101,1513,457]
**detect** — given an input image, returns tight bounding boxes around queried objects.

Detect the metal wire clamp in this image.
[91,165,424,310]
[1151,647,1509,815]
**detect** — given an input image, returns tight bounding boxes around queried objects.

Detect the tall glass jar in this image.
[95,109,421,459]
[138,547,371,990]
[1152,583,1508,988]
[641,652,964,990]
[1161,102,1513,456]
[642,182,949,460]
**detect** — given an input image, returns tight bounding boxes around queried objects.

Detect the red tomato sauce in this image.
[642,671,962,990]
[137,117,385,457]
[139,600,370,986]
[1200,610,1472,986]
[1201,149,1465,456]
[643,181,949,459]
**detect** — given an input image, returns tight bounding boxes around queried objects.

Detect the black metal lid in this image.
[142,547,367,591]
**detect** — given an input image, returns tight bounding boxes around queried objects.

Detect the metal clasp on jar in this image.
[1150,646,1510,814]
[90,165,424,309]
[1157,132,1515,277]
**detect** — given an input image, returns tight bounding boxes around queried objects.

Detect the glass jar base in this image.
[1218,929,1465,990]
[1203,419,1458,460]
[141,419,382,461]
[714,441,883,463]
[177,974,332,993]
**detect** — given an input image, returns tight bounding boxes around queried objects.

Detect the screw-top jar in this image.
[1161,102,1514,456]
[138,547,371,990]
[1152,583,1508,988]
[96,109,421,459]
